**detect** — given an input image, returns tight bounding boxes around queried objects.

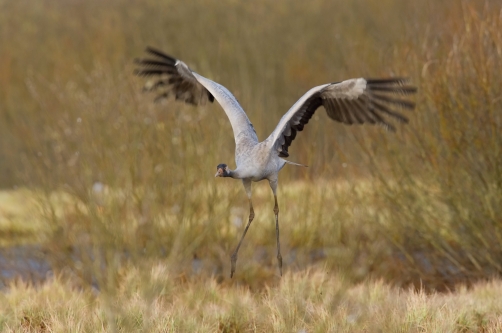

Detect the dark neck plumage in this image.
[225,168,241,179]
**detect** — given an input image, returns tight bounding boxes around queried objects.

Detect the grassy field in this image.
[3,269,502,332]
[1,0,502,331]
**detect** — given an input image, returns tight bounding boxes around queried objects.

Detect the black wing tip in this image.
[366,77,410,85]
[208,92,215,103]
[370,85,418,95]
[133,69,164,77]
[144,46,163,54]
[136,47,216,106]
[279,151,289,158]
[133,68,147,77]
[403,101,416,109]
[133,58,164,65]
[144,46,178,64]
[366,78,418,94]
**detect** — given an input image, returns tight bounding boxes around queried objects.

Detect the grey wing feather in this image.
[134,47,258,144]
[267,78,416,157]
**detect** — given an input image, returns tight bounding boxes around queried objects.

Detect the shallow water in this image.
[0,243,468,292]
[0,245,52,289]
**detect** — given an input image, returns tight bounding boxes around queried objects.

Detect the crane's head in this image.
[215,163,230,177]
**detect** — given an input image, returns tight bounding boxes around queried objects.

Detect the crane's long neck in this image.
[224,167,246,179]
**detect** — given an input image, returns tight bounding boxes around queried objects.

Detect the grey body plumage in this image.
[135,47,416,278]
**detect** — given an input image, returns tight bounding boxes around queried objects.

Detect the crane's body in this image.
[195,71,290,182]
[135,47,416,278]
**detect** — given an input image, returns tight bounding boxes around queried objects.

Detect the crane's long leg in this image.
[230,179,254,278]
[274,194,282,276]
[270,179,282,276]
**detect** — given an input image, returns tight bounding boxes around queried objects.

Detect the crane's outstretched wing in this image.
[266,78,416,157]
[134,47,258,144]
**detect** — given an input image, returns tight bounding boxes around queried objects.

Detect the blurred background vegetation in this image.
[0,0,501,295]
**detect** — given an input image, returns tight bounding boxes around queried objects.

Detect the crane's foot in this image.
[230,252,238,278]
[277,253,283,276]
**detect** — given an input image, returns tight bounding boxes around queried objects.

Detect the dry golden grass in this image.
[1,0,502,331]
[3,268,502,332]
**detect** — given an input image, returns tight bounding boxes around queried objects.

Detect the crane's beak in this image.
[215,168,223,177]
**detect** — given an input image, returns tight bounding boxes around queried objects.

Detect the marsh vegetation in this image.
[1,0,502,331]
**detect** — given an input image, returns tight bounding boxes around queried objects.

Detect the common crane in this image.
[134,47,416,278]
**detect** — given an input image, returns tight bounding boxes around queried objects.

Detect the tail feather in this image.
[282,159,308,167]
